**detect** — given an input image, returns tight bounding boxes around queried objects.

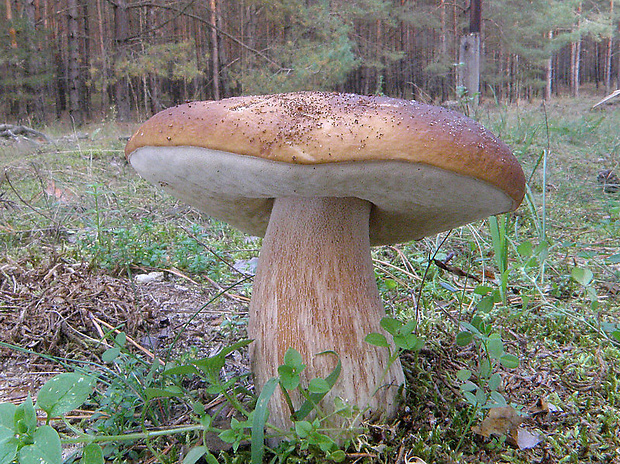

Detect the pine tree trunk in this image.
[67,0,83,125]
[209,0,220,100]
[570,3,582,98]
[6,0,17,49]
[24,0,46,121]
[605,0,614,94]
[96,0,109,115]
[545,30,553,100]
[458,0,481,103]
[113,0,131,121]
[80,0,91,120]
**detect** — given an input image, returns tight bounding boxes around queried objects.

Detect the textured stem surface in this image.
[248,196,405,434]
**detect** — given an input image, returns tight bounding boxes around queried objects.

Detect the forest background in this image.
[1,0,619,126]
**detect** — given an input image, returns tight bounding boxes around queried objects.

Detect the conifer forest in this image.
[1,0,619,124]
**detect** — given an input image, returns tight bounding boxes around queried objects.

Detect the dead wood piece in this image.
[591,89,620,109]
[0,124,51,142]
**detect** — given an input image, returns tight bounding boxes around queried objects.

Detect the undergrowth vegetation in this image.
[0,97,619,463]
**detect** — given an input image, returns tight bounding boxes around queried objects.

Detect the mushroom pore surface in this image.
[129,146,517,246]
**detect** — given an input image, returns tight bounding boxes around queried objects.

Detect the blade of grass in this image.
[251,377,279,464]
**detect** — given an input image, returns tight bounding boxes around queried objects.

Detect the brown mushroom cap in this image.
[125,91,525,245]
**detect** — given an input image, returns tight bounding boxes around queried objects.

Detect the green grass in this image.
[0,98,619,463]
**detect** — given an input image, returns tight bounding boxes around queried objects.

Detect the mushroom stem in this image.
[248,196,405,435]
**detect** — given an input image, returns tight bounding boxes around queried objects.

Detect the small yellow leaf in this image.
[472,406,522,439]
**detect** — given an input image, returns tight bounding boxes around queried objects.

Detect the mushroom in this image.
[125,91,526,434]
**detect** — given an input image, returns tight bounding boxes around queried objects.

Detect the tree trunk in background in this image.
[5,0,24,118]
[209,0,220,100]
[571,3,582,98]
[81,0,92,120]
[605,0,614,93]
[96,0,110,114]
[6,0,17,49]
[67,0,83,125]
[113,0,131,121]
[458,35,480,99]
[23,0,45,121]
[545,30,553,100]
[439,0,448,100]
[458,0,481,103]
[571,39,582,97]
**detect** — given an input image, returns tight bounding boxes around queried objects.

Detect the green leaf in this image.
[384,278,397,290]
[460,381,477,392]
[203,451,219,464]
[15,395,37,434]
[606,254,620,264]
[487,334,504,359]
[499,353,520,369]
[80,443,104,464]
[456,369,472,382]
[479,358,492,378]
[463,391,478,407]
[295,351,341,421]
[294,420,313,438]
[102,346,121,363]
[462,319,482,336]
[183,446,208,464]
[535,241,549,261]
[278,348,306,390]
[144,387,183,399]
[488,373,501,391]
[399,320,417,335]
[36,373,96,417]
[477,294,495,313]
[193,356,225,377]
[489,391,507,407]
[193,339,253,377]
[571,267,593,287]
[213,339,253,359]
[0,424,18,464]
[516,241,533,258]
[218,429,237,444]
[314,432,337,453]
[473,285,494,295]
[329,449,347,462]
[283,348,304,369]
[612,330,620,343]
[277,365,301,391]
[365,333,389,348]
[308,378,330,394]
[380,317,402,336]
[251,377,278,464]
[163,364,199,376]
[475,387,488,405]
[393,333,423,351]
[456,331,473,346]
[0,403,16,431]
[18,425,62,464]
[114,332,127,347]
[332,397,353,418]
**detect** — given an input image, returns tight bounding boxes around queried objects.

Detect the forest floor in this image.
[0,96,619,463]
